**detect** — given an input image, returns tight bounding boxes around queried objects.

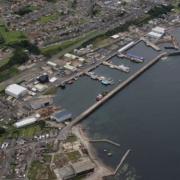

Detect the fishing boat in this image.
[91,74,98,80]
[96,94,103,101]
[107,152,112,156]
[118,64,130,73]
[101,79,113,86]
[118,53,125,58]
[127,53,144,60]
[164,46,178,50]
[67,80,73,84]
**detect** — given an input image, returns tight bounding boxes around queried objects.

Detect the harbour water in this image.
[82,55,180,180]
[54,41,159,118]
[54,28,180,179]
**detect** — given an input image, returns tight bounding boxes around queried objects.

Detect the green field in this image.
[0,66,19,83]
[174,0,180,12]
[28,160,56,180]
[66,151,81,162]
[0,121,50,141]
[15,5,38,16]
[41,30,103,57]
[65,134,77,143]
[0,57,10,68]
[0,25,27,46]
[38,14,59,24]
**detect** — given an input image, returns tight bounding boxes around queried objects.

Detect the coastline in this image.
[72,124,114,180]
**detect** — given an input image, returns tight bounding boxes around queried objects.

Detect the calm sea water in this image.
[55,28,180,179]
[83,55,180,180]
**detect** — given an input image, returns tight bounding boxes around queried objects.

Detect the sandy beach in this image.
[72,124,114,180]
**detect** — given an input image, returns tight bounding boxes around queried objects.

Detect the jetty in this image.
[89,139,120,147]
[141,37,161,51]
[102,61,130,73]
[118,53,144,63]
[113,149,131,175]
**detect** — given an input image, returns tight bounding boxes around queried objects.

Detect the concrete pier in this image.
[102,61,129,73]
[113,149,131,175]
[68,52,166,128]
[141,37,161,51]
[89,139,120,147]
[118,54,144,63]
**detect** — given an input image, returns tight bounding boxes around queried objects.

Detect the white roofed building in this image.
[147,31,163,39]
[14,116,39,128]
[64,53,77,60]
[5,84,27,98]
[152,27,165,34]
[147,26,165,39]
[111,34,120,39]
[64,63,77,72]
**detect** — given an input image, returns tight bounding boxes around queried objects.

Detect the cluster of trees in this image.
[10,40,40,54]
[0,48,29,71]
[178,3,180,8]
[148,4,173,18]
[0,34,5,44]
[0,127,6,135]
[0,35,41,81]
[15,5,33,16]
[47,0,57,2]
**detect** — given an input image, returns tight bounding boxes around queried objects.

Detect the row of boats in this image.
[118,53,144,63]
[103,61,130,73]
[86,72,114,86]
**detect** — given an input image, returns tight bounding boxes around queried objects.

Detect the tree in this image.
[9,48,29,66]
[0,127,6,135]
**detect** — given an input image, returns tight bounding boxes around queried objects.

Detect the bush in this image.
[0,48,29,72]
[15,6,33,16]
[0,127,6,135]
[9,40,40,54]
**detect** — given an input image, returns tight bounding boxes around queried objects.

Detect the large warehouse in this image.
[5,84,27,98]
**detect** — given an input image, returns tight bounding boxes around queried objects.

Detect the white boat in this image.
[118,64,130,73]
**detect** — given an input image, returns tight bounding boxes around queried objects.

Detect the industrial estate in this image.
[0,0,180,180]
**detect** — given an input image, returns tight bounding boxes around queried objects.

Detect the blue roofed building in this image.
[51,110,72,123]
